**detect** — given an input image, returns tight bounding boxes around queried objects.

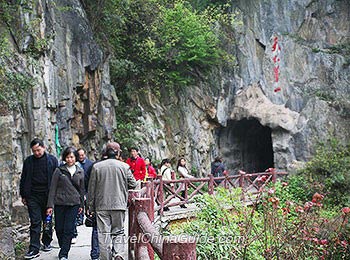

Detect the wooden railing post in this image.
[271,168,277,183]
[171,170,176,193]
[134,198,154,260]
[239,170,246,201]
[223,170,228,189]
[128,190,140,259]
[163,235,196,259]
[158,175,164,216]
[144,181,154,221]
[184,181,188,202]
[208,174,214,195]
[239,170,246,189]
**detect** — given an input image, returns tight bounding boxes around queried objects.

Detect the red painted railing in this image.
[154,169,287,215]
[128,169,287,259]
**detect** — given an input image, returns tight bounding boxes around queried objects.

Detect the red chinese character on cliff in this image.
[272,36,281,93]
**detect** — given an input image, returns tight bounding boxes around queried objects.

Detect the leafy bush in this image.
[0,35,35,112]
[83,0,234,87]
[82,0,237,144]
[168,186,350,259]
[300,137,350,206]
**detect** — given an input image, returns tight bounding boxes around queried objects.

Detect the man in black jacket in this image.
[20,138,59,259]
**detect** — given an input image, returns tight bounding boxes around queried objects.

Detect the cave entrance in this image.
[218,118,274,173]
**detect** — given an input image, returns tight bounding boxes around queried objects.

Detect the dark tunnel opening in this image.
[217,118,274,173]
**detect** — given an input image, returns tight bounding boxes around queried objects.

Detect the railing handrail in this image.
[129,169,288,259]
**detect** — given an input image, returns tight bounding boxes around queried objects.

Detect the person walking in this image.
[177,158,194,208]
[126,147,146,181]
[87,142,137,260]
[84,147,109,260]
[46,147,85,260]
[211,156,226,185]
[159,158,174,211]
[77,148,94,190]
[20,138,59,259]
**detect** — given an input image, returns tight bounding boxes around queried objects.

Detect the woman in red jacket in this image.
[145,157,157,179]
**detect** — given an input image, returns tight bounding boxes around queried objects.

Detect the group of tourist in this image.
[19,138,226,260]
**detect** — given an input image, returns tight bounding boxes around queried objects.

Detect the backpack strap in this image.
[161,167,169,176]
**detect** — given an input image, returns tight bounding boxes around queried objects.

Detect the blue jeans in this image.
[91,224,99,259]
[27,192,53,251]
[54,205,79,258]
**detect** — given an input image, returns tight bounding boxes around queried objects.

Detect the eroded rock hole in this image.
[218,118,274,173]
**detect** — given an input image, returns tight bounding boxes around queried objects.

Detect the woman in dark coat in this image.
[46,147,84,260]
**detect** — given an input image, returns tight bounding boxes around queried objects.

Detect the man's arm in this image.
[19,158,29,204]
[47,168,59,208]
[127,168,137,189]
[87,166,97,211]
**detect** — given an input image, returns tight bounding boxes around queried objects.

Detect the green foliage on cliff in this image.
[0,35,35,113]
[83,0,235,89]
[82,0,236,145]
[299,137,350,206]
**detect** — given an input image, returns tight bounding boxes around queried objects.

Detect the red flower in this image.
[342,207,350,214]
[282,207,290,215]
[296,206,304,213]
[268,197,280,208]
[312,238,319,244]
[304,201,314,211]
[312,192,324,203]
[319,239,328,245]
[341,240,348,248]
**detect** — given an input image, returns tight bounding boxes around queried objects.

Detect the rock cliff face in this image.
[0,0,349,253]
[0,0,117,248]
[135,0,350,175]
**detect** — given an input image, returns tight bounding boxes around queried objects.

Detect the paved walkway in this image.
[37,211,130,260]
[37,224,93,260]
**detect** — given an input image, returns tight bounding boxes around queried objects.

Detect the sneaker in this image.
[59,257,68,260]
[180,204,187,208]
[40,244,52,252]
[71,237,77,244]
[24,250,40,259]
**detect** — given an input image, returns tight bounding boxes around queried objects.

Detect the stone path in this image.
[36,224,93,260]
[36,210,133,260]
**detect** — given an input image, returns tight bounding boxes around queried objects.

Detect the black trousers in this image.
[27,192,53,251]
[55,204,80,258]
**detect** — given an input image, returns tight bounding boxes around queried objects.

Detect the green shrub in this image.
[0,35,35,112]
[300,137,350,206]
[168,186,350,259]
[82,0,236,144]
